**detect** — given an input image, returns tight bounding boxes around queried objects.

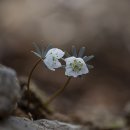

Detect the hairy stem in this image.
[45,77,72,106]
[27,58,42,108]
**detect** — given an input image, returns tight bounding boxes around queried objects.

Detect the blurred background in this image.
[0,0,130,124]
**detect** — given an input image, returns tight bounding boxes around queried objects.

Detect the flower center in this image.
[70,59,83,72]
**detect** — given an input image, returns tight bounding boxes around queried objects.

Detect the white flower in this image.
[43,48,65,71]
[65,56,89,77]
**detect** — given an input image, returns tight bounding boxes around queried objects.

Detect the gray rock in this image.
[0,117,86,130]
[0,65,21,118]
[35,119,85,130]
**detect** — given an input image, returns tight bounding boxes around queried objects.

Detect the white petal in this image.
[65,56,76,65]
[65,57,88,77]
[65,69,78,77]
[65,56,76,62]
[81,64,89,74]
[43,55,62,71]
[65,67,72,75]
[53,48,65,59]
[46,48,64,59]
[52,60,62,68]
[43,57,55,71]
[71,71,79,77]
[76,58,89,74]
[65,64,79,77]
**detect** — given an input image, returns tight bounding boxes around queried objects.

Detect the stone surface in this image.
[0,65,21,118]
[0,117,86,130]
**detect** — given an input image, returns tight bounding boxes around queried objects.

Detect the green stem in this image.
[45,77,72,106]
[27,58,42,108]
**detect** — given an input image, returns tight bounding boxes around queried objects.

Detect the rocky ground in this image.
[0,65,130,130]
[0,65,86,130]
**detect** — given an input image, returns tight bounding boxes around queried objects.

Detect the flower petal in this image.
[65,56,76,65]
[65,70,79,77]
[46,48,64,59]
[65,57,89,77]
[76,58,89,74]
[53,60,62,68]
[43,55,62,71]
[43,57,55,71]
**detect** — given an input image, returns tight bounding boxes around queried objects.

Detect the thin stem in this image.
[27,58,42,108]
[45,77,72,106]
